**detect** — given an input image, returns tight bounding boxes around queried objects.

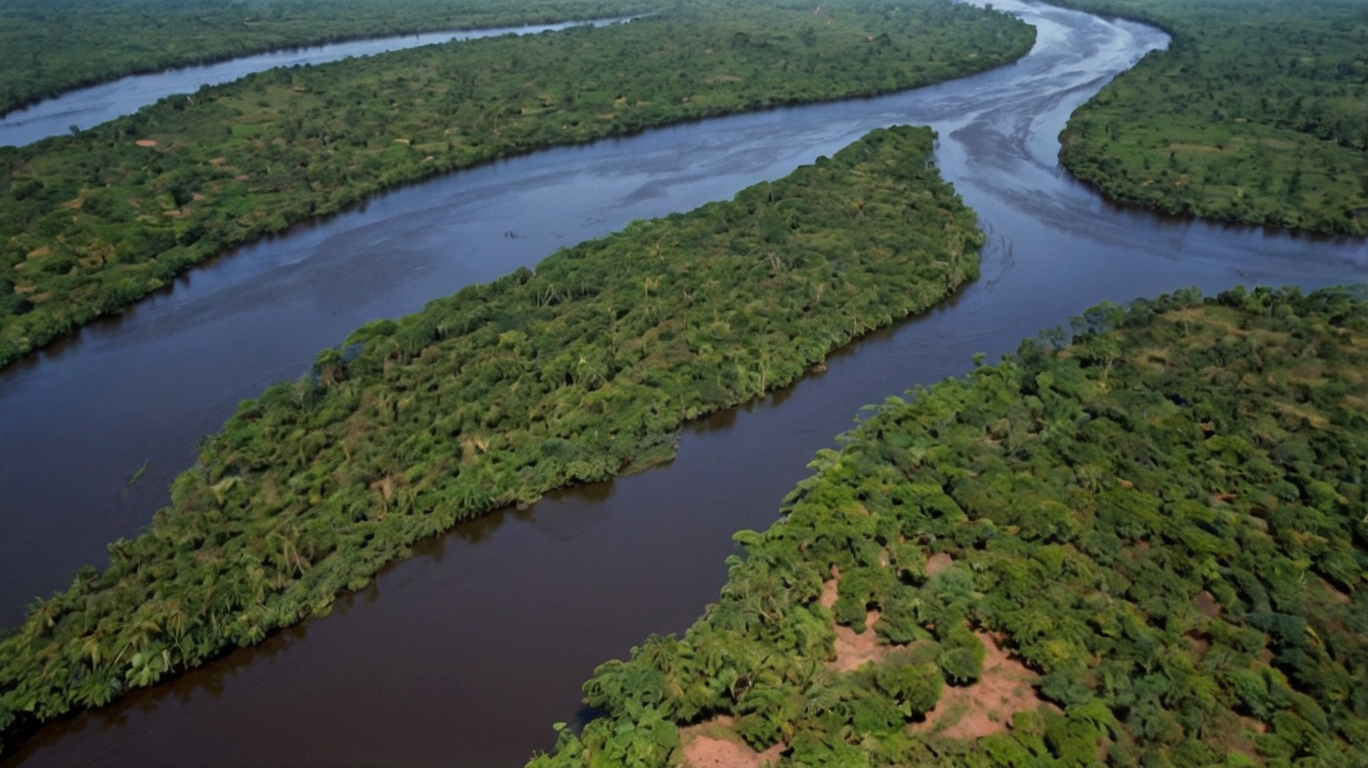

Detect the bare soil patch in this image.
[830,609,885,672]
[818,565,840,609]
[914,631,1052,740]
[926,551,954,576]
[1194,590,1222,619]
[819,565,889,672]
[135,139,158,147]
[1238,715,1269,735]
[680,717,785,768]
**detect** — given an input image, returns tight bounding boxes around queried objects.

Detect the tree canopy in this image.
[0,0,1034,369]
[0,124,990,758]
[0,0,657,118]
[530,285,1368,766]
[1055,0,1368,235]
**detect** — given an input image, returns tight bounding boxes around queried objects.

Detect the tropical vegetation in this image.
[0,0,656,119]
[0,0,1035,369]
[529,285,1368,766]
[0,125,989,756]
[1055,0,1368,235]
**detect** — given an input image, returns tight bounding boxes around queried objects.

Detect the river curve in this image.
[0,18,623,148]
[3,0,1367,765]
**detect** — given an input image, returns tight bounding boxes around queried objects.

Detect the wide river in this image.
[3,1,1367,765]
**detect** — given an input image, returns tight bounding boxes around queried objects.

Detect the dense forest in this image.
[0,0,656,118]
[0,0,1034,370]
[529,285,1368,766]
[0,125,991,756]
[1054,0,1368,235]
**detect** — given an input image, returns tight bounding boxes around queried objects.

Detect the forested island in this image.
[0,0,655,118]
[6,0,1367,763]
[0,0,1034,369]
[1054,0,1368,235]
[0,125,991,755]
[530,286,1368,766]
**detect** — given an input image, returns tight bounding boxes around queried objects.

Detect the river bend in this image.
[3,1,1367,765]
[0,18,622,148]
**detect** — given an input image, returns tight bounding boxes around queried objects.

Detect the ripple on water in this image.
[5,2,1367,765]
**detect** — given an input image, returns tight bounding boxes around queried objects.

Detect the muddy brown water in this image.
[3,1,1367,765]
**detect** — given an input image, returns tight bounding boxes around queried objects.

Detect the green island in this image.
[0,125,989,754]
[0,0,1034,369]
[529,285,1368,767]
[0,0,656,118]
[1053,0,1368,235]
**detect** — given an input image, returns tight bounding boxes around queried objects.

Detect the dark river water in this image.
[3,1,1367,765]
[0,18,622,147]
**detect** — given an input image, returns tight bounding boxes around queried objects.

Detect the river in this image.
[3,0,1367,765]
[0,18,624,148]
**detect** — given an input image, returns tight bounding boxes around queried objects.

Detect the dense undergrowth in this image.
[1055,0,1368,235]
[0,0,1034,369]
[530,286,1368,766]
[0,125,987,755]
[0,0,656,119]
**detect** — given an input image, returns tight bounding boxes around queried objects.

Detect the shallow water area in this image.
[3,0,1367,765]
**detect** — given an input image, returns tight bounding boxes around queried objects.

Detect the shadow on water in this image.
[4,1,1368,766]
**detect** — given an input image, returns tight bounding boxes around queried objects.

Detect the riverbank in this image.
[0,0,656,119]
[530,285,1368,766]
[0,19,636,148]
[1053,0,1368,236]
[7,2,1365,763]
[0,125,987,757]
[0,0,1034,370]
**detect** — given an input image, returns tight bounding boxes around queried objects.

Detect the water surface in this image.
[0,18,622,147]
[3,1,1366,765]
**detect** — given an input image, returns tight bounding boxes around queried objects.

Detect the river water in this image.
[0,18,622,148]
[3,1,1367,765]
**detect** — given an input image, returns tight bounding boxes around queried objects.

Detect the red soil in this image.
[819,564,888,672]
[680,717,785,768]
[914,631,1053,740]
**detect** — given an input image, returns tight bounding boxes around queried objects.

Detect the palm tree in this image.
[314,347,347,388]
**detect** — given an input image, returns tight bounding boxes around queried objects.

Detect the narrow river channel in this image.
[0,18,624,148]
[3,1,1366,765]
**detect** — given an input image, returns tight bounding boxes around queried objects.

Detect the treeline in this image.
[0,126,988,756]
[0,0,1035,370]
[530,285,1368,766]
[1055,0,1368,235]
[0,0,657,118]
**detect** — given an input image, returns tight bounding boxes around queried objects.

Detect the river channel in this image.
[3,1,1367,765]
[0,18,622,148]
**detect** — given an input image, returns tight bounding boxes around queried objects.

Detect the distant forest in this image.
[1056,0,1368,235]
[0,0,656,117]
[0,0,1034,369]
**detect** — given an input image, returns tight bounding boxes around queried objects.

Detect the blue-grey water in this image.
[2,1,1365,765]
[0,18,623,147]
